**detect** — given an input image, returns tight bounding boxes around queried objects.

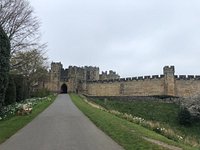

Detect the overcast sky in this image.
[30,0,200,77]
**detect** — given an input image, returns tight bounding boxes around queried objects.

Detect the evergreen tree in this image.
[5,75,16,105]
[13,74,25,102]
[0,26,10,107]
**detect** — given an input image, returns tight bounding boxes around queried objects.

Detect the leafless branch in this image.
[0,0,42,54]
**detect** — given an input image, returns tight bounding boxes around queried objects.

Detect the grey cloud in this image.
[31,0,200,77]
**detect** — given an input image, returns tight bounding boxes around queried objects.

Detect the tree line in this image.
[0,0,49,107]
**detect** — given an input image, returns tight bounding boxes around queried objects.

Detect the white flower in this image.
[177,135,183,140]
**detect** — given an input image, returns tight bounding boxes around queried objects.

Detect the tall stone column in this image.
[163,66,176,96]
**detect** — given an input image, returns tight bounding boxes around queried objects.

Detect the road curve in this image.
[0,94,124,150]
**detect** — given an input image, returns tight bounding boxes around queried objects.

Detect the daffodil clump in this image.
[0,97,52,120]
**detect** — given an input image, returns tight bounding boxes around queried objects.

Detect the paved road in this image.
[0,94,124,150]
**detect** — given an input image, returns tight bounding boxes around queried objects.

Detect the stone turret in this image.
[49,62,62,92]
[50,62,62,82]
[85,66,99,81]
[163,66,175,96]
[99,70,120,80]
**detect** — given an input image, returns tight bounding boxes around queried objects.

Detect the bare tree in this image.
[0,0,42,54]
[10,49,49,92]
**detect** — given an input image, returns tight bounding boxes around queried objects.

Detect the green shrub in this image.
[23,78,29,99]
[13,75,29,102]
[5,75,16,105]
[31,88,51,98]
[0,27,10,107]
[14,75,27,102]
[178,107,191,126]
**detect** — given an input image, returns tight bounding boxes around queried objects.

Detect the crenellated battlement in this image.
[87,74,165,83]
[101,70,117,75]
[163,66,175,75]
[51,62,62,65]
[99,70,120,81]
[164,66,175,69]
[175,75,200,80]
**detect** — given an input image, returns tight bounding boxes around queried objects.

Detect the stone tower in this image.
[85,66,99,81]
[68,66,78,92]
[163,66,175,96]
[49,62,62,92]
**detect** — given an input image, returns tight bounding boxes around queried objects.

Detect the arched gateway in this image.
[61,84,68,93]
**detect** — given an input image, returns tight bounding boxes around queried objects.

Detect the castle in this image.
[44,62,200,98]
[45,62,120,93]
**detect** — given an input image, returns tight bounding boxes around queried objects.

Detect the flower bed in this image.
[0,97,52,120]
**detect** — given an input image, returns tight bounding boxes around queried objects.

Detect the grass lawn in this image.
[90,98,200,142]
[91,99,179,124]
[0,95,56,144]
[70,94,196,150]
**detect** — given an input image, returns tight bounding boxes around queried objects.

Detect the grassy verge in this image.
[90,99,180,125]
[0,95,56,144]
[70,94,195,150]
[90,98,200,145]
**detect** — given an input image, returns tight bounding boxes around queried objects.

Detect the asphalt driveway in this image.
[0,94,124,150]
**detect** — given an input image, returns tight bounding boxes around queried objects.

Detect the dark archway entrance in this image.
[61,84,68,93]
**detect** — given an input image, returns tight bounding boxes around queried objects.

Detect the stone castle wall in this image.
[86,66,200,98]
[86,76,165,96]
[175,76,200,97]
[45,62,200,98]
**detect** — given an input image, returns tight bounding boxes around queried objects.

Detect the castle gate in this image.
[61,84,68,93]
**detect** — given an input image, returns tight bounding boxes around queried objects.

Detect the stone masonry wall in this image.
[87,82,120,96]
[86,66,200,98]
[86,76,165,96]
[46,63,200,98]
[122,78,165,96]
[175,76,200,97]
